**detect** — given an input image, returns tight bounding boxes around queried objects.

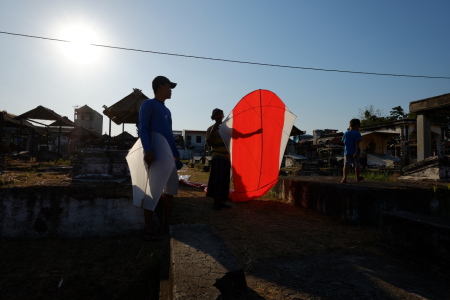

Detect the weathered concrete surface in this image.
[399,155,440,181]
[272,176,450,277]
[71,150,129,177]
[274,176,450,226]
[171,186,450,299]
[169,224,247,300]
[245,254,450,299]
[381,211,450,271]
[0,184,143,238]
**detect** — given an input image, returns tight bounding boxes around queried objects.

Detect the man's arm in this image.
[167,113,180,160]
[139,100,155,166]
[233,128,262,139]
[171,141,180,161]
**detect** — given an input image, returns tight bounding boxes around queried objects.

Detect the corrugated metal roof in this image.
[67,126,102,140]
[1,111,35,128]
[103,88,150,125]
[114,131,136,140]
[284,154,308,160]
[16,105,64,121]
[290,125,304,136]
[49,116,77,127]
[361,130,399,136]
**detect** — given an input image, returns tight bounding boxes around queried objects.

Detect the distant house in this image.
[172,130,185,149]
[312,129,339,145]
[297,130,343,160]
[114,131,136,142]
[114,131,137,149]
[183,129,206,154]
[360,119,444,158]
[1,110,36,154]
[67,126,103,153]
[11,106,76,159]
[298,134,313,141]
[358,119,447,168]
[75,105,103,135]
[315,131,343,146]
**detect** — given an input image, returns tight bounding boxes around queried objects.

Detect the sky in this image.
[1,0,450,137]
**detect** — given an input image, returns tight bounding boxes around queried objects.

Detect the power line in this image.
[1,30,450,80]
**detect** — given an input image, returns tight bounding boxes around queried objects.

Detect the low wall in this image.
[3,177,450,238]
[71,150,129,177]
[0,184,143,238]
[273,176,450,226]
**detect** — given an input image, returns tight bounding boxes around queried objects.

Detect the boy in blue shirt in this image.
[341,118,364,183]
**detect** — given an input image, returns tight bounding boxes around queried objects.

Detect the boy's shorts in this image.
[344,154,360,167]
[163,165,179,195]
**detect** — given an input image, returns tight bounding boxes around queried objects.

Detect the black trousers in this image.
[206,156,231,201]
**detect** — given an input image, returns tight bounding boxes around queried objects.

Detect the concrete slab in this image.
[381,211,450,272]
[169,224,247,299]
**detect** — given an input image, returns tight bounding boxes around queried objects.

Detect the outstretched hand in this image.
[233,127,263,139]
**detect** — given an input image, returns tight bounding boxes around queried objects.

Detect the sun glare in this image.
[60,26,100,64]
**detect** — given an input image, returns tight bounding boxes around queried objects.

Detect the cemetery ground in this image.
[0,160,449,299]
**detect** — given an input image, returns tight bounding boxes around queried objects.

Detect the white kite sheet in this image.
[126,133,175,211]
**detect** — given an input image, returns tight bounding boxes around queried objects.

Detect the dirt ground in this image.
[174,179,450,299]
[0,236,164,300]
[1,163,450,299]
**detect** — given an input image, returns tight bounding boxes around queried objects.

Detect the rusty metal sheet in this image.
[16,105,65,121]
[103,88,150,125]
[68,126,102,140]
[2,111,35,128]
[49,116,77,127]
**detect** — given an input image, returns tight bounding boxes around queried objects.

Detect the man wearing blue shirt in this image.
[139,75,180,241]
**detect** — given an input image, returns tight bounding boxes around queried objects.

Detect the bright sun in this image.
[60,26,100,64]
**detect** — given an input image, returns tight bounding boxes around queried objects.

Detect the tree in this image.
[389,106,416,120]
[404,111,417,119]
[358,105,388,126]
[389,106,405,120]
[358,105,417,126]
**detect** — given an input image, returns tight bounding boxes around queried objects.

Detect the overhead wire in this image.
[1,30,450,80]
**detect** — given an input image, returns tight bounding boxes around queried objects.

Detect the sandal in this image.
[340,179,347,183]
[355,176,364,182]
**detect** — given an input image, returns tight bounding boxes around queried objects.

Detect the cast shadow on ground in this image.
[245,253,449,299]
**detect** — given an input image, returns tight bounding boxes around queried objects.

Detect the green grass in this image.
[181,165,210,183]
[347,170,400,182]
[45,158,72,166]
[262,187,278,200]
